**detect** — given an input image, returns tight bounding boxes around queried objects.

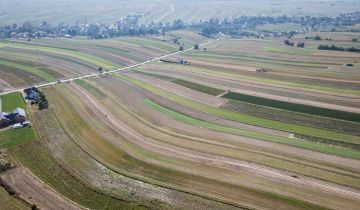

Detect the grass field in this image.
[0,92,25,112]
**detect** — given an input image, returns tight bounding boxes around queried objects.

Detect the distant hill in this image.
[1,0,360,25]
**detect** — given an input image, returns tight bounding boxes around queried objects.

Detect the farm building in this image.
[0,99,26,127]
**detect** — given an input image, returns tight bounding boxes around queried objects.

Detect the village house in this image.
[0,99,26,128]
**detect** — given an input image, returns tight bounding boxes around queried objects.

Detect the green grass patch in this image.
[0,128,36,148]
[223,92,360,123]
[116,74,360,145]
[144,98,360,159]
[0,60,56,82]
[171,79,224,96]
[0,92,25,112]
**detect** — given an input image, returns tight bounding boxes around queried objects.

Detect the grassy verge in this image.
[144,98,360,159]
[171,79,224,95]
[116,74,360,144]
[223,92,360,123]
[0,92,25,112]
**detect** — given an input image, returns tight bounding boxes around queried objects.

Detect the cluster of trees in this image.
[0,17,186,39]
[35,92,49,110]
[284,40,305,48]
[318,44,360,53]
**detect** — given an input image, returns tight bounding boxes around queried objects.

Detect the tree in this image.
[352,38,358,42]
[98,67,103,72]
[203,48,207,51]
[179,45,184,51]
[284,40,294,46]
[314,35,322,40]
[297,42,305,48]
[194,43,199,50]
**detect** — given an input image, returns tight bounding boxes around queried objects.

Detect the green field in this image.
[0,92,25,112]
[0,128,36,148]
[223,92,360,123]
[171,79,224,95]
[0,92,35,148]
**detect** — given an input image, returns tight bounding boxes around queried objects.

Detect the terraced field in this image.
[0,34,202,91]
[1,33,360,209]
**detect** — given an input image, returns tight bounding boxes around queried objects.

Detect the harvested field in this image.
[0,167,84,210]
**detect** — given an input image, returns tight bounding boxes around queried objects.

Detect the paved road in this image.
[0,40,215,96]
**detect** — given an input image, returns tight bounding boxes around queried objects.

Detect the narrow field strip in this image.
[144,98,360,159]
[171,79,225,96]
[223,92,360,123]
[116,73,360,145]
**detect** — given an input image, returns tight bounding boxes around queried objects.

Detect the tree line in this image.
[318,44,360,53]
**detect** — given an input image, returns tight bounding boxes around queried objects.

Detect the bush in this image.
[314,35,322,40]
[284,39,294,46]
[297,42,305,48]
[194,43,199,50]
